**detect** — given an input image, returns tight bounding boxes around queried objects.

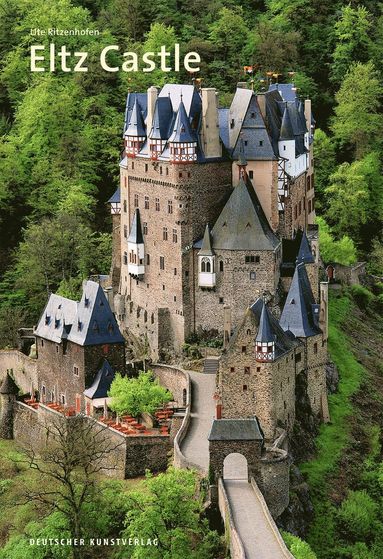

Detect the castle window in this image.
[256,367,260,372]
[249,170,253,179]
[283,145,286,151]
[201,258,212,273]
[244,366,250,374]
[144,196,149,209]
[60,394,66,405]
[160,256,165,270]
[230,118,234,129]
[230,367,235,372]
[308,199,312,213]
[123,200,127,213]
[41,339,44,347]
[73,366,79,376]
[284,401,287,410]
[56,345,59,353]
[132,161,135,170]
[188,172,191,178]
[251,112,255,118]
[42,385,46,396]
[246,329,251,335]
[173,229,178,243]
[174,296,176,302]
[174,268,177,275]
[143,222,148,235]
[163,227,168,241]
[244,141,248,146]
[162,284,165,290]
[144,311,147,322]
[155,198,160,211]
[124,176,127,187]
[250,271,256,280]
[219,261,224,272]
[243,385,248,391]
[166,167,169,176]
[160,166,163,175]
[145,164,148,172]
[151,313,154,324]
[124,225,128,238]
[242,346,247,354]
[219,297,224,304]
[123,252,128,265]
[314,342,318,354]
[295,352,302,363]
[179,172,183,178]
[259,140,263,146]
[185,271,189,277]
[146,254,150,265]
[134,194,138,207]
[168,200,173,214]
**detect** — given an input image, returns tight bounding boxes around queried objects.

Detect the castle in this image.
[0,82,330,525]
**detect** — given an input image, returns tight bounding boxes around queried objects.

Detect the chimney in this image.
[257,93,266,120]
[146,86,158,139]
[319,281,329,342]
[200,88,222,159]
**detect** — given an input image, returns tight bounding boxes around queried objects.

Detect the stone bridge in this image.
[174,369,293,559]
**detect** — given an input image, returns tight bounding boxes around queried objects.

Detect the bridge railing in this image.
[218,478,246,559]
[250,477,294,559]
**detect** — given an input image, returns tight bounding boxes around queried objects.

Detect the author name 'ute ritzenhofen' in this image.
[30,44,201,73]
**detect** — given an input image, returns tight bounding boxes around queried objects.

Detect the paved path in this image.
[225,480,291,559]
[180,370,216,472]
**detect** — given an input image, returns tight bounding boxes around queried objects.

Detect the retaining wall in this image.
[0,350,38,394]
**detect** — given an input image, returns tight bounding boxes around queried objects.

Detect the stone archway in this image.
[223,452,248,480]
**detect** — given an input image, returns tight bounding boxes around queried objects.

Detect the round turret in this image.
[0,373,19,439]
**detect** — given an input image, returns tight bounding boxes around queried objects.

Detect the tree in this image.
[0,305,26,349]
[120,468,221,559]
[282,531,317,559]
[331,62,383,158]
[337,490,378,542]
[331,5,372,85]
[316,216,356,266]
[251,19,300,74]
[108,371,172,418]
[21,415,124,559]
[313,129,336,207]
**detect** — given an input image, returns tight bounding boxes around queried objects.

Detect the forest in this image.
[0,0,382,558]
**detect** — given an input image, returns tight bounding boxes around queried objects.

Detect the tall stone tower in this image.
[0,373,19,439]
[118,85,232,358]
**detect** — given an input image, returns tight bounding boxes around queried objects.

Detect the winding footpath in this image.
[180,369,293,559]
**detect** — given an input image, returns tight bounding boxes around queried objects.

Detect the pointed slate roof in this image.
[255,301,274,343]
[279,106,295,140]
[128,208,144,244]
[149,96,173,140]
[199,224,214,256]
[125,99,146,138]
[211,176,280,251]
[108,187,120,204]
[280,263,321,338]
[67,281,124,346]
[168,99,197,144]
[249,299,298,358]
[34,294,78,343]
[0,373,19,395]
[83,359,115,399]
[297,230,315,264]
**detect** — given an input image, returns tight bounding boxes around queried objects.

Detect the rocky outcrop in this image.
[326,361,339,394]
[277,465,314,538]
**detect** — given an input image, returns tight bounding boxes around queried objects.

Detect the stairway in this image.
[203,357,219,375]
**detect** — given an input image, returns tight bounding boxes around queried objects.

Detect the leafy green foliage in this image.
[349,285,374,309]
[282,531,317,559]
[108,371,173,417]
[316,216,356,266]
[337,490,379,541]
[120,468,222,559]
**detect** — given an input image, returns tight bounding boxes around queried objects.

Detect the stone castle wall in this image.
[282,173,307,238]
[0,350,38,394]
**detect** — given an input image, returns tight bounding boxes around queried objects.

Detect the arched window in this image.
[201,260,206,272]
[201,257,211,273]
[206,260,211,273]
[219,261,224,272]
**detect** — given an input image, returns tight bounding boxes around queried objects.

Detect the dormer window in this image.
[54,318,60,329]
[84,296,90,308]
[77,320,82,331]
[45,314,51,325]
[107,321,114,334]
[92,321,99,333]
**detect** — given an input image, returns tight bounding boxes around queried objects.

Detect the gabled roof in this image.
[149,96,173,140]
[35,281,124,347]
[108,187,120,204]
[211,176,280,251]
[0,373,19,395]
[84,359,116,399]
[268,83,297,103]
[199,224,214,256]
[280,263,321,338]
[34,294,78,343]
[279,106,295,140]
[168,99,197,144]
[297,230,315,264]
[208,418,264,441]
[128,208,144,244]
[125,99,146,138]
[255,301,274,343]
[250,298,298,357]
[67,281,125,346]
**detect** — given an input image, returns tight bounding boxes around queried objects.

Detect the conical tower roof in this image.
[125,99,146,138]
[128,208,144,244]
[280,263,321,338]
[279,105,295,141]
[168,99,197,144]
[297,230,315,264]
[255,300,274,343]
[0,373,19,395]
[199,224,214,256]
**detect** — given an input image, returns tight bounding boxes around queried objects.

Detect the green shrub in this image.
[349,285,374,309]
[337,490,378,541]
[282,531,317,559]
